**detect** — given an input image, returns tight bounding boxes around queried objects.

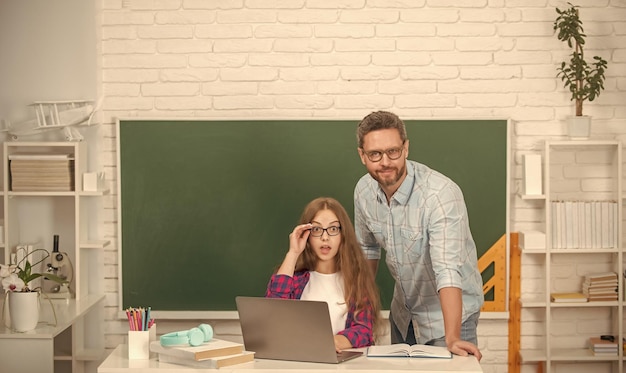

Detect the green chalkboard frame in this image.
[117,119,509,313]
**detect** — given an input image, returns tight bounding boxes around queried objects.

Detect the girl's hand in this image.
[288,223,312,255]
[276,223,313,277]
[333,335,352,353]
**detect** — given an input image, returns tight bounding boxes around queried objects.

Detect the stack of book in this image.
[9,153,75,192]
[150,338,254,369]
[588,336,618,356]
[583,272,619,302]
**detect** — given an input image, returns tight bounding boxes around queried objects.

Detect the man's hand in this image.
[448,339,482,361]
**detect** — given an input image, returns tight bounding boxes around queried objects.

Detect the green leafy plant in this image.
[553,2,608,116]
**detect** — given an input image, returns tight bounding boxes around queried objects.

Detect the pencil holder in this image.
[128,323,156,359]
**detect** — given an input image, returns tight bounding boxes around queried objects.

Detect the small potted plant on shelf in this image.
[0,247,68,331]
[553,2,608,139]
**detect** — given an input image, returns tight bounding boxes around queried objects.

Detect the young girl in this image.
[266,197,383,352]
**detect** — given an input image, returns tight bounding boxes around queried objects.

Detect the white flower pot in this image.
[567,116,591,139]
[8,291,40,332]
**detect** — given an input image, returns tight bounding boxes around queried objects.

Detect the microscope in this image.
[43,235,73,298]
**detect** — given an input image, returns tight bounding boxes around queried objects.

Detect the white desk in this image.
[99,345,483,373]
[0,294,105,373]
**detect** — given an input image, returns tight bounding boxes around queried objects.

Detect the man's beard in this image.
[370,163,406,189]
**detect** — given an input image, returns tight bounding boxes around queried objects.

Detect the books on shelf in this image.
[583,286,618,294]
[158,350,255,368]
[550,292,587,303]
[150,339,245,361]
[585,272,618,282]
[583,272,619,301]
[551,273,620,303]
[366,343,452,359]
[550,200,617,249]
[583,287,618,295]
[588,337,617,347]
[9,155,75,192]
[584,284,618,291]
[8,152,74,160]
[588,337,618,356]
[586,294,618,301]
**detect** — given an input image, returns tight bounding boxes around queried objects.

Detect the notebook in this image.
[235,296,363,364]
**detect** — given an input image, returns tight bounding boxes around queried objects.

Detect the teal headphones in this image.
[160,324,213,347]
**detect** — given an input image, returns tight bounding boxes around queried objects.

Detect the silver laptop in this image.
[235,296,363,364]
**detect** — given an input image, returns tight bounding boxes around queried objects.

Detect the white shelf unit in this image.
[518,140,623,373]
[0,141,109,373]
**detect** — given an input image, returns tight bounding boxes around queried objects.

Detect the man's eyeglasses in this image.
[362,143,405,162]
[310,226,341,237]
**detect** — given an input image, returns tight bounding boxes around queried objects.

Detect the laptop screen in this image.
[235,296,361,364]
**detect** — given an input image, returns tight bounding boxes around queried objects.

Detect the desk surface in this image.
[0,294,104,339]
[99,345,482,373]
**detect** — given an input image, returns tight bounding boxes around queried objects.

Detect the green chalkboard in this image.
[118,119,508,311]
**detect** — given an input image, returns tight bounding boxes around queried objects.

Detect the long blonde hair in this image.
[294,197,384,340]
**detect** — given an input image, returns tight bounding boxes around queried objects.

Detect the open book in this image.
[367,343,452,359]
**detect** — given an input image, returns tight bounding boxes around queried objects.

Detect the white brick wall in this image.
[95,2,626,373]
[101,0,626,372]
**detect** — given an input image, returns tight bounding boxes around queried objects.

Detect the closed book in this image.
[586,294,618,300]
[158,351,255,368]
[592,346,618,351]
[584,288,618,295]
[584,283,618,291]
[583,285,618,290]
[10,160,74,166]
[588,296,618,302]
[589,337,618,348]
[583,277,617,286]
[150,339,244,361]
[367,344,452,359]
[8,153,74,160]
[550,292,587,303]
[585,272,618,282]
[585,284,618,290]
[11,185,74,192]
[591,350,617,356]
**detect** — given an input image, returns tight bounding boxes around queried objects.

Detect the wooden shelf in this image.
[520,194,546,200]
[552,348,619,361]
[80,240,111,249]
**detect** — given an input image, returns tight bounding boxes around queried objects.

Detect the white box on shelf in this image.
[523,154,543,195]
[82,171,105,192]
[82,172,97,191]
[520,231,546,250]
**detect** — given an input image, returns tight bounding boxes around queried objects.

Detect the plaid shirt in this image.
[266,271,375,348]
[355,160,484,343]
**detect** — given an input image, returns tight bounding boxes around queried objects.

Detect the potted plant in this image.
[0,248,68,331]
[553,2,608,138]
